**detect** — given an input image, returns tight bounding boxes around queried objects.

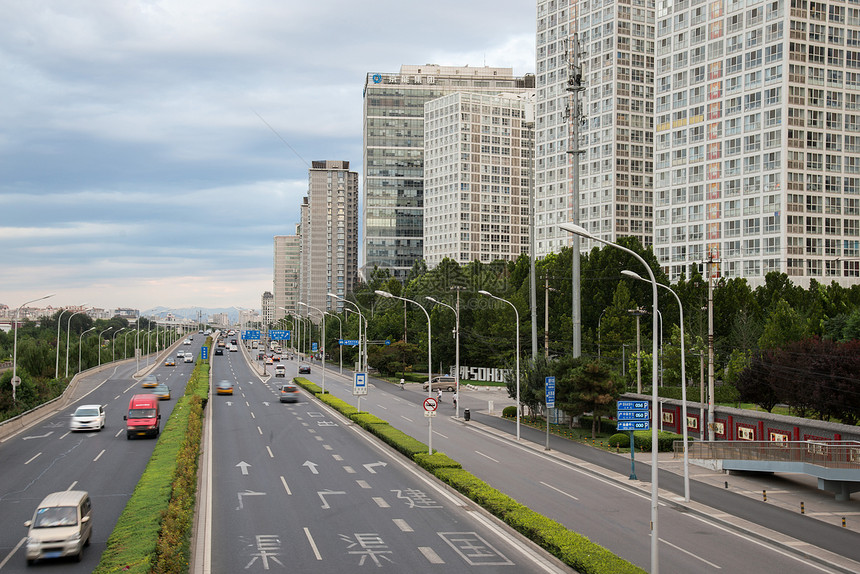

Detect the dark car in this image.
[215,348,223,355]
[279,384,300,403]
[298,365,311,374]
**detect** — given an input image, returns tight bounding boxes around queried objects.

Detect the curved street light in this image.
[477,290,521,441]
[55,309,68,380]
[325,311,343,375]
[65,309,88,378]
[12,294,55,401]
[298,302,326,395]
[98,327,113,367]
[112,328,126,362]
[426,296,461,419]
[79,327,96,374]
[560,222,660,574]
[328,293,366,373]
[622,269,690,503]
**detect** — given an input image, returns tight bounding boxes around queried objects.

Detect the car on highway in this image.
[229,344,238,352]
[176,349,186,358]
[24,490,93,565]
[264,356,273,365]
[152,384,171,400]
[125,394,160,439]
[274,364,286,377]
[69,404,105,432]
[141,374,159,388]
[217,340,226,348]
[423,375,457,392]
[279,384,300,403]
[214,347,223,355]
[298,364,311,374]
[184,354,194,363]
[164,358,176,367]
[216,380,234,395]
[183,339,192,345]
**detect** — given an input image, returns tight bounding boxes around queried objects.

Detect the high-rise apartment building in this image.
[300,161,358,314]
[535,0,656,257]
[424,91,535,266]
[261,291,274,325]
[273,230,301,322]
[362,65,535,279]
[655,0,860,286]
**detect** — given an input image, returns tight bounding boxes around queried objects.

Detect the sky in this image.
[1,0,535,313]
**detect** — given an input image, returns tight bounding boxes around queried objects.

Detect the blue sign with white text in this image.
[242,330,261,340]
[545,376,556,408]
[617,400,649,411]
[617,410,649,420]
[617,420,650,431]
[339,339,360,346]
[270,330,291,341]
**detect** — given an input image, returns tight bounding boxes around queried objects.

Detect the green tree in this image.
[555,358,624,438]
[758,299,809,349]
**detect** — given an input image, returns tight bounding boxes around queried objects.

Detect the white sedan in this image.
[69,404,105,431]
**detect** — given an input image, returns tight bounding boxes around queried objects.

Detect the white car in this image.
[177,349,186,358]
[183,339,192,345]
[69,404,105,431]
[184,354,193,363]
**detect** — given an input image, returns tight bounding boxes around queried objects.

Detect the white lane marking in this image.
[266,446,274,458]
[250,412,256,419]
[475,451,500,463]
[24,452,41,465]
[660,537,722,569]
[372,497,390,508]
[377,404,388,410]
[400,416,413,422]
[93,449,106,462]
[67,481,78,491]
[332,454,343,461]
[60,431,70,439]
[0,537,26,570]
[540,481,579,501]
[356,480,371,489]
[304,527,322,560]
[419,546,445,564]
[434,431,449,439]
[280,476,292,495]
[323,444,333,450]
[343,465,356,474]
[115,429,123,438]
[257,426,263,435]
[393,519,413,532]
[314,436,324,441]
[114,395,121,400]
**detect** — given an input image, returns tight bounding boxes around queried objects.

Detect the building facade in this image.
[273,231,301,322]
[300,161,358,316]
[261,291,274,325]
[423,91,535,266]
[654,0,860,286]
[362,64,535,279]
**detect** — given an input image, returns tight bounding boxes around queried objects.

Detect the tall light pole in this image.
[478,290,521,441]
[329,293,366,373]
[376,290,434,455]
[299,302,326,395]
[112,328,126,362]
[561,222,660,574]
[123,329,135,360]
[98,327,113,367]
[55,309,68,379]
[12,294,55,401]
[622,270,691,502]
[78,327,96,374]
[597,307,609,360]
[65,309,88,378]
[426,296,460,418]
[325,312,343,375]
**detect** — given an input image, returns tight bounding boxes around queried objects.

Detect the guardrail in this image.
[676,440,860,471]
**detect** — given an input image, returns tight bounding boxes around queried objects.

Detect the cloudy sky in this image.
[1,0,535,313]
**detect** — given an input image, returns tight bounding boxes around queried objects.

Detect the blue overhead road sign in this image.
[242,330,261,340]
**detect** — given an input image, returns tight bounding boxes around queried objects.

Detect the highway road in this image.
[276,357,859,574]
[204,349,570,573]
[0,337,204,572]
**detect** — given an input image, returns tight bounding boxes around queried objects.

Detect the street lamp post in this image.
[561,222,660,574]
[376,290,434,454]
[299,302,326,395]
[328,293,366,373]
[55,309,68,380]
[597,307,609,360]
[65,309,88,378]
[98,327,113,367]
[12,294,55,401]
[78,327,96,373]
[112,328,126,362]
[622,270,691,502]
[478,290,521,441]
[426,296,460,419]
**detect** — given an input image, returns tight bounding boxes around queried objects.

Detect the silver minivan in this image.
[422,375,457,392]
[24,490,92,564]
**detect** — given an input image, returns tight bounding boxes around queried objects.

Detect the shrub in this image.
[293,377,321,394]
[413,452,462,472]
[502,405,517,418]
[368,423,431,458]
[350,412,388,429]
[608,433,630,448]
[631,430,683,452]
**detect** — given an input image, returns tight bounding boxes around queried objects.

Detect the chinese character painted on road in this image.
[339,533,393,566]
[391,488,443,509]
[244,535,284,570]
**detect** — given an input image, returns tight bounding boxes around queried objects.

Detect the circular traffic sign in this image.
[423,397,438,411]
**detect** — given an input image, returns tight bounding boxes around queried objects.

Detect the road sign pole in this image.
[629,431,637,480]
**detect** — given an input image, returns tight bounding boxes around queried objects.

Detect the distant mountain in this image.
[143,306,252,324]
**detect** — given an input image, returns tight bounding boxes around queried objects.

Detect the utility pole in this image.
[566,34,585,359]
[627,307,647,393]
[707,251,717,441]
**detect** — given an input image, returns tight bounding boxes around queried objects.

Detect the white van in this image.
[274,364,286,377]
[24,490,93,564]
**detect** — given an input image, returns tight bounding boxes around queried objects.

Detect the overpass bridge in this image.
[678,440,860,501]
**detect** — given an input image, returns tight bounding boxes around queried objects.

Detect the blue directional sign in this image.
[242,330,261,340]
[545,376,556,409]
[385,339,391,346]
[339,339,360,346]
[618,400,649,411]
[617,420,650,431]
[201,346,208,360]
[618,410,650,420]
[270,330,291,341]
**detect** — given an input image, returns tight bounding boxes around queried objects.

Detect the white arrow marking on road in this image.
[236,490,266,510]
[225,401,233,406]
[23,432,54,440]
[363,462,388,474]
[317,490,346,509]
[236,461,251,475]
[303,461,319,475]
[262,401,270,406]
[247,380,253,385]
